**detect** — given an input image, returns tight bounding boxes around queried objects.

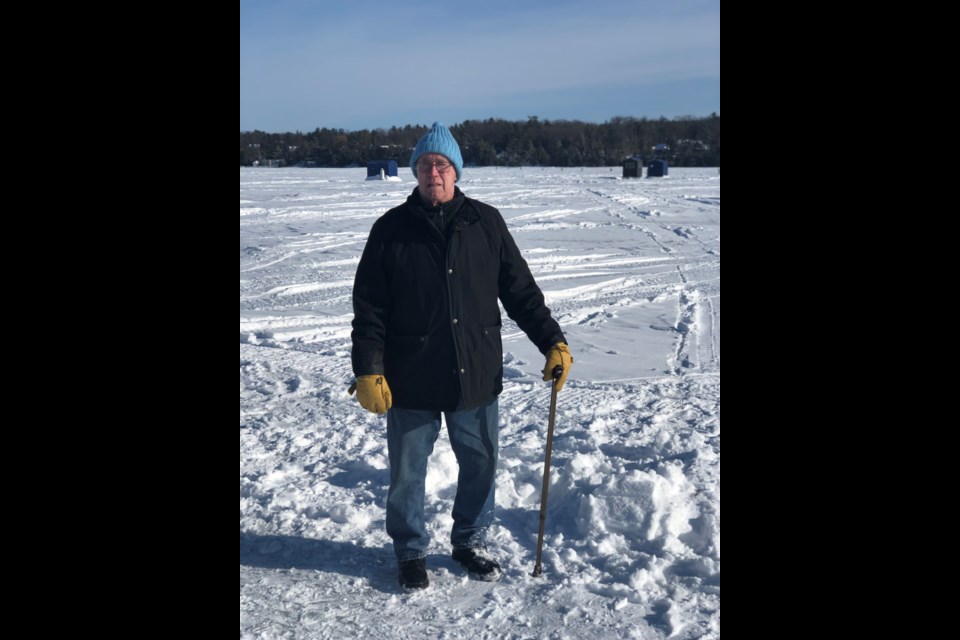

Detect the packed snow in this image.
[240,166,720,639]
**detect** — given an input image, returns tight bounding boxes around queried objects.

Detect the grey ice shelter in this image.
[622,157,642,178]
[367,160,398,178]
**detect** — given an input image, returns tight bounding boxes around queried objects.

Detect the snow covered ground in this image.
[240,166,720,639]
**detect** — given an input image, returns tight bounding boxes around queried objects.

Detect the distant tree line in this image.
[239,114,720,168]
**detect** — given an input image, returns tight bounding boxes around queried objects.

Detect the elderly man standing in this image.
[350,122,573,589]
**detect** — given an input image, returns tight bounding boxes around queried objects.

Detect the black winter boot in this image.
[398,558,429,589]
[452,548,502,581]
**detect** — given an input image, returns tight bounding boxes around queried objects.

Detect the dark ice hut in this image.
[647,159,668,177]
[622,157,642,178]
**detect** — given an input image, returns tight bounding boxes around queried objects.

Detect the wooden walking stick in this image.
[532,364,563,577]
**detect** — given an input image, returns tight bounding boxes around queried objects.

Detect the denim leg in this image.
[445,398,499,549]
[386,407,441,561]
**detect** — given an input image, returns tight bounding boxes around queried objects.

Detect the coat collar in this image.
[406,186,479,225]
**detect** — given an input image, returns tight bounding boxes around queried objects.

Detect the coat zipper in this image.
[444,202,465,392]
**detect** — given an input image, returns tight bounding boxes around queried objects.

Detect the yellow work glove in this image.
[348,375,393,413]
[542,343,573,391]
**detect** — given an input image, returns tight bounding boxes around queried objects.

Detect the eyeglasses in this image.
[417,160,452,174]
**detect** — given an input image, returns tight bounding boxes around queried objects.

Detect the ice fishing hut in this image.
[622,157,642,178]
[647,145,669,177]
[647,159,668,177]
[366,160,401,181]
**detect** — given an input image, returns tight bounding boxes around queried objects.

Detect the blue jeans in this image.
[386,398,499,561]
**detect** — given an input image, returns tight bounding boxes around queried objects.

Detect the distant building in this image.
[366,160,401,181]
[622,157,643,178]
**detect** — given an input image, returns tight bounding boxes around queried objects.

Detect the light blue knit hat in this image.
[410,122,463,182]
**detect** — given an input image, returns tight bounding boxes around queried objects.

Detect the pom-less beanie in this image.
[410,122,463,182]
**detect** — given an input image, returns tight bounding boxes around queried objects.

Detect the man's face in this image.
[416,153,456,206]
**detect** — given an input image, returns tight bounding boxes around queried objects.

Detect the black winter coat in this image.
[351,187,566,411]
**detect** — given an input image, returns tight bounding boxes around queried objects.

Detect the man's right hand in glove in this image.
[348,375,393,414]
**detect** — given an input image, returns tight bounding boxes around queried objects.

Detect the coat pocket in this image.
[479,322,503,391]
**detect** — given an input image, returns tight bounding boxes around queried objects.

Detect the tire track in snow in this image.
[240,232,369,273]
[669,266,698,374]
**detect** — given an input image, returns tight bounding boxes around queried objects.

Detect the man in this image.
[350,122,573,589]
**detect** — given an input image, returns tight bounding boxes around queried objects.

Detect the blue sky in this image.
[240,0,720,132]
